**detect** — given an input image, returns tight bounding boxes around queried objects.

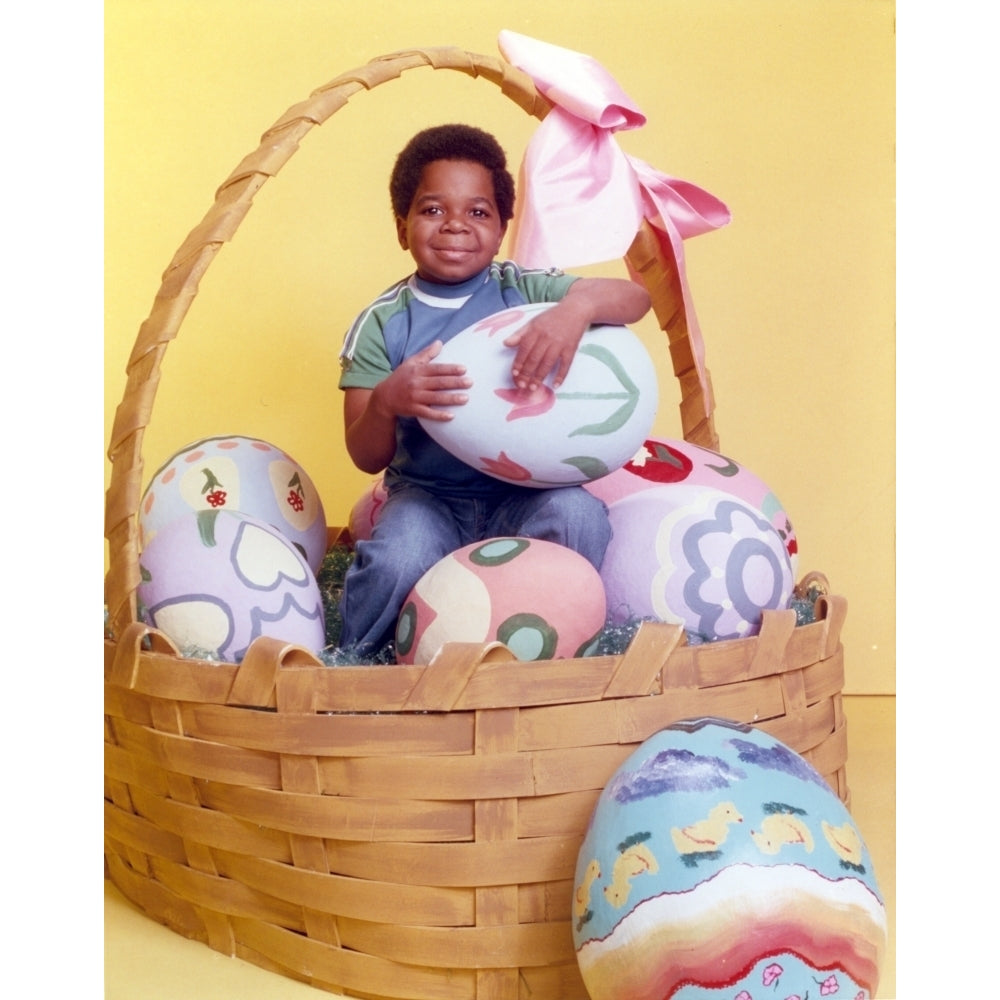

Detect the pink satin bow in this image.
[497,30,731,409]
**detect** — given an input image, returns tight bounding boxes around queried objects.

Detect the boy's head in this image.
[391,124,516,285]
[389,124,516,222]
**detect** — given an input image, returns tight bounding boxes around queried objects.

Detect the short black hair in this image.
[389,124,516,223]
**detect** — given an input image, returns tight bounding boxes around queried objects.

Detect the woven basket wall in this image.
[104,47,850,1000]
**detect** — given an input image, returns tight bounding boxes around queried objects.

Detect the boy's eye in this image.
[417,204,492,219]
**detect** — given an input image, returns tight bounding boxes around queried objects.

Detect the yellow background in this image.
[104,0,895,693]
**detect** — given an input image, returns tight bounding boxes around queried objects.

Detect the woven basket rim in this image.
[104,43,718,646]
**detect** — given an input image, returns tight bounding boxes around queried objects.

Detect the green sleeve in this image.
[338,315,392,390]
[516,267,579,303]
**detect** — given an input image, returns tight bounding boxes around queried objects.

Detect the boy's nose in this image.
[441,214,469,231]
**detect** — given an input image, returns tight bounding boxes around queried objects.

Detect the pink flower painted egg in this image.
[139,435,328,573]
[395,537,607,665]
[573,717,886,1000]
[348,476,387,543]
[586,437,799,576]
[418,303,658,488]
[137,509,326,663]
[600,484,794,641]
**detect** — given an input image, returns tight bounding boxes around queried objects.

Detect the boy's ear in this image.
[497,220,509,250]
[395,215,409,250]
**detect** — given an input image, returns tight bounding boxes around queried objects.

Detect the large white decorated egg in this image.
[395,537,607,664]
[137,508,326,662]
[586,437,799,576]
[600,484,794,641]
[418,303,658,488]
[573,717,886,1000]
[139,435,328,573]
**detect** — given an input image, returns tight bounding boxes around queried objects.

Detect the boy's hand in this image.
[504,277,652,391]
[373,340,472,422]
[504,299,589,391]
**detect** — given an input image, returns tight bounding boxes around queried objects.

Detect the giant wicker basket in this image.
[104,46,850,1000]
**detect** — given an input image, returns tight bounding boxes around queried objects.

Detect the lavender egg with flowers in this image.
[600,483,794,642]
[586,436,799,577]
[139,435,328,574]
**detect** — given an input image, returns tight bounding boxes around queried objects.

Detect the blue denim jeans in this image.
[338,482,611,656]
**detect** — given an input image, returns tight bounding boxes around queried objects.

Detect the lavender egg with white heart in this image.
[418,303,659,488]
[137,508,326,663]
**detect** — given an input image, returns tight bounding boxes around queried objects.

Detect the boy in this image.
[337,123,651,658]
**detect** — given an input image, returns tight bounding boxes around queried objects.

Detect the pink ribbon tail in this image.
[498,29,731,417]
[629,156,732,415]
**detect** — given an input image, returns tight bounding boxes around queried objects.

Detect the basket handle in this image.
[104,45,719,638]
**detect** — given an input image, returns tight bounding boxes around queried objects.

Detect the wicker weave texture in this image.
[105,599,847,1000]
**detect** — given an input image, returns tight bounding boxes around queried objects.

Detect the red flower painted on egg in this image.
[494,384,556,421]
[286,471,306,512]
[624,439,694,483]
[200,467,227,508]
[479,451,534,482]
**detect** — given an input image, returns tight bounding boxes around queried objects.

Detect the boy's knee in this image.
[543,485,609,523]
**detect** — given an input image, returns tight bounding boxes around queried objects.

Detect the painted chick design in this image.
[670,801,743,867]
[603,832,659,909]
[750,811,815,855]
[574,858,601,930]
[822,819,867,873]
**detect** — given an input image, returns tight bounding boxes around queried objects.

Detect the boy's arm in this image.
[505,277,651,391]
[343,340,472,474]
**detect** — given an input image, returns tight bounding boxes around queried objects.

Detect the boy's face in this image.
[395,159,508,284]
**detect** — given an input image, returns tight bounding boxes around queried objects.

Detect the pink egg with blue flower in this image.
[418,303,658,488]
[137,508,326,663]
[395,536,606,664]
[139,435,328,573]
[600,483,794,641]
